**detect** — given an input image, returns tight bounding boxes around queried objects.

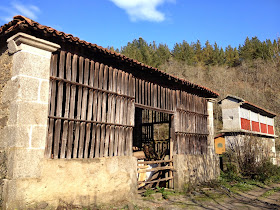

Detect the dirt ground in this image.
[124,184,280,209]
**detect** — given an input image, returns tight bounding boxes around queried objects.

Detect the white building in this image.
[219,95,277,164]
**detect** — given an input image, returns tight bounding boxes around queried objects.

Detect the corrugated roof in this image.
[0,15,219,98]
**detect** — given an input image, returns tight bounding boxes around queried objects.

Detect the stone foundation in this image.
[3,156,137,209]
[173,154,220,190]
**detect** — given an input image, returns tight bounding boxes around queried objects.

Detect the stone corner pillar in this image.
[1,32,60,209]
[206,98,216,156]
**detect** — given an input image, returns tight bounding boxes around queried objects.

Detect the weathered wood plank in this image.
[66,54,78,159]
[123,73,129,125]
[147,82,151,107]
[60,52,72,158]
[104,125,110,157]
[107,67,113,123]
[142,80,145,105]
[84,60,95,159]
[131,77,135,127]
[109,126,114,157]
[101,65,108,123]
[119,72,125,125]
[46,54,57,158]
[78,57,89,158]
[118,127,124,156]
[127,127,133,156]
[94,124,101,157]
[157,85,161,108]
[73,55,84,158]
[53,51,65,159]
[99,124,106,157]
[114,126,119,156]
[150,83,154,108]
[89,123,96,158]
[135,78,139,103]
[153,84,157,108]
[96,63,103,122]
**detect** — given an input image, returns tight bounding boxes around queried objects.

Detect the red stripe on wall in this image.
[241,118,251,130]
[268,125,274,135]
[260,123,267,133]
[251,121,260,132]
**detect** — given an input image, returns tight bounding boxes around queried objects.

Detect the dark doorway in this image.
[133,107,174,189]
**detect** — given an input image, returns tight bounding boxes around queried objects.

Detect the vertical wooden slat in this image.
[89,123,96,158]
[109,126,114,157]
[114,126,119,156]
[110,69,117,123]
[53,51,65,159]
[107,67,113,123]
[99,123,106,157]
[137,79,140,104]
[123,73,129,125]
[154,84,157,108]
[60,52,72,158]
[115,71,122,124]
[104,125,110,157]
[84,60,95,158]
[101,65,108,122]
[73,55,84,158]
[66,54,78,159]
[147,82,151,107]
[78,57,89,158]
[142,80,145,105]
[96,63,103,122]
[131,77,135,127]
[46,54,57,158]
[163,87,166,110]
[107,67,114,157]
[158,85,161,108]
[94,124,101,157]
[118,127,124,156]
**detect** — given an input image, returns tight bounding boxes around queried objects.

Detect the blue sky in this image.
[0,0,279,51]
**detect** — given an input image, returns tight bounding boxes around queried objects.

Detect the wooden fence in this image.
[45,51,135,159]
[137,159,173,189]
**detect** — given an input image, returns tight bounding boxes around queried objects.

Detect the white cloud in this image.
[12,2,40,19]
[109,0,174,22]
[0,2,40,23]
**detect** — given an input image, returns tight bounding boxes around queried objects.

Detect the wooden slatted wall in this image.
[45,51,135,159]
[134,78,208,155]
[135,78,176,113]
[174,91,208,155]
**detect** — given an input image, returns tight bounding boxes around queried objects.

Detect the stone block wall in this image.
[173,154,220,190]
[0,47,12,206]
[4,156,137,209]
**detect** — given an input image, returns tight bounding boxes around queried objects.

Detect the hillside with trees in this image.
[111,37,280,137]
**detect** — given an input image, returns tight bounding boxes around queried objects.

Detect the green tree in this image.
[202,40,214,65]
[225,45,240,67]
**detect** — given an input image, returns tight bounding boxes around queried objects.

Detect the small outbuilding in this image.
[218,95,277,163]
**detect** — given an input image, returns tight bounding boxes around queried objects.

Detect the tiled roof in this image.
[0,15,219,98]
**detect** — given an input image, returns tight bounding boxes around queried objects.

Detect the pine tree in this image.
[202,40,214,65]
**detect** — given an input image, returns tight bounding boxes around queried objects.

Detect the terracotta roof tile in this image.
[0,15,219,97]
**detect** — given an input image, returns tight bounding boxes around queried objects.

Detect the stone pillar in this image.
[207,99,215,156]
[0,32,60,208]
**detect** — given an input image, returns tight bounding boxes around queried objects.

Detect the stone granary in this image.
[218,95,277,163]
[0,15,219,209]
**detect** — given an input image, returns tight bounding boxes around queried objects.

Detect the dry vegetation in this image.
[160,59,280,138]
